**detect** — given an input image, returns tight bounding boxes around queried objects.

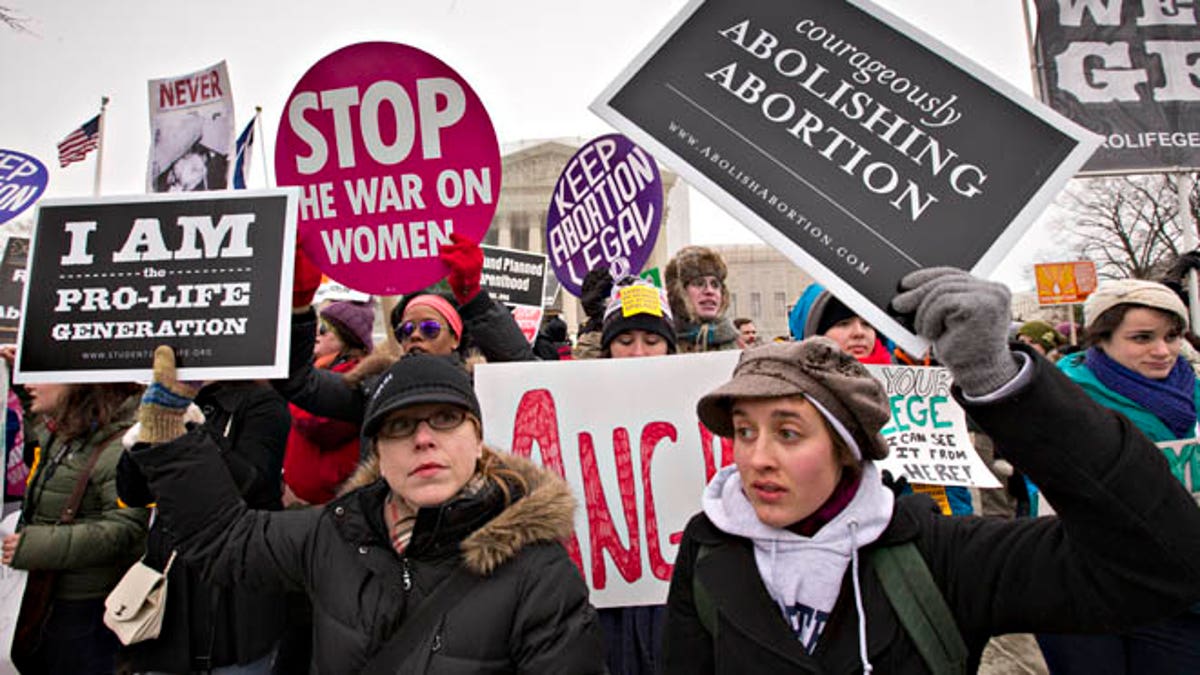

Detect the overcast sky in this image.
[0,0,1062,289]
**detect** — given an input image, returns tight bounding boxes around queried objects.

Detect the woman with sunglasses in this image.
[127,348,605,673]
[277,234,533,433]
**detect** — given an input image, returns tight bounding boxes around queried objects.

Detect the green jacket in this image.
[1059,353,1200,495]
[1058,353,1200,443]
[14,396,149,600]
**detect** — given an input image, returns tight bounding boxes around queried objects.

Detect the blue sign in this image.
[0,150,48,225]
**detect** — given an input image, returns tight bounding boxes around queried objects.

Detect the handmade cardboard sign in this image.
[592,0,1099,355]
[545,134,663,296]
[0,150,47,225]
[15,189,297,384]
[474,351,994,607]
[275,42,501,296]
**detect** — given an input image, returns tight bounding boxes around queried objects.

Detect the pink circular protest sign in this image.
[276,42,501,296]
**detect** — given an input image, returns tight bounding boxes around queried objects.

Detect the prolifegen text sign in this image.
[592,0,1099,355]
[16,190,297,384]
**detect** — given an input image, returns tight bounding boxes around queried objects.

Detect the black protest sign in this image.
[1034,0,1200,173]
[17,190,298,383]
[592,0,1098,354]
[480,245,548,308]
[0,237,28,344]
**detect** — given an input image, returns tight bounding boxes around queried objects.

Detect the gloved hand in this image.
[880,469,910,498]
[293,244,323,309]
[890,267,1019,396]
[440,232,483,305]
[137,346,203,444]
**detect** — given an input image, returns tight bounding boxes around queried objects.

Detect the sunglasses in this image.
[377,407,468,439]
[397,319,444,341]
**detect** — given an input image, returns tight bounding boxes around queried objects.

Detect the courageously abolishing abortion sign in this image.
[474,352,994,607]
[545,134,663,296]
[275,42,501,296]
[592,0,1100,355]
[0,150,47,226]
[15,189,298,384]
[1034,0,1200,173]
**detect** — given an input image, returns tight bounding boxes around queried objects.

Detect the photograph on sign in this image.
[275,42,502,297]
[0,237,29,344]
[1034,0,1200,173]
[0,150,47,226]
[147,61,235,193]
[15,189,298,384]
[545,134,663,296]
[475,351,992,607]
[592,0,1100,355]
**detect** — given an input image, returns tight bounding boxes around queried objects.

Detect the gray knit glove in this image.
[891,267,1020,396]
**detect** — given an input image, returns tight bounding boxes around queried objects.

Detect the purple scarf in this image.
[1085,347,1197,438]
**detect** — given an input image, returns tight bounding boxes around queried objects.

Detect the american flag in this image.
[57,115,101,167]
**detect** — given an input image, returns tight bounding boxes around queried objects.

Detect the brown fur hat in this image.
[665,245,730,324]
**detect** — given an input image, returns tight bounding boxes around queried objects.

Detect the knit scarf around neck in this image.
[1085,346,1197,438]
[677,318,739,350]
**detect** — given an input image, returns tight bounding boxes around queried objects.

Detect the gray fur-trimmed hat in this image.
[696,338,891,461]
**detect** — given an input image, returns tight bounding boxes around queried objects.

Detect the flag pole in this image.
[93,96,110,196]
[256,106,273,188]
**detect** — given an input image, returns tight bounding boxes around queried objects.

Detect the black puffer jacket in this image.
[663,349,1200,674]
[117,381,290,672]
[274,291,534,426]
[131,440,604,674]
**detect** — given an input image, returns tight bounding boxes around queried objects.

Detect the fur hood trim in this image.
[342,351,396,389]
[460,452,576,575]
[342,349,485,390]
[339,449,577,576]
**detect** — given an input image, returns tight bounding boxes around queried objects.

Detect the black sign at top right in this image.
[1035,0,1200,173]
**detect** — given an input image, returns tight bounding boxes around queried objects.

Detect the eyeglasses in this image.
[397,319,443,341]
[377,407,469,439]
[687,276,722,291]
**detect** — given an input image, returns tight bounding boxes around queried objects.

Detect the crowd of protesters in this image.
[0,236,1198,674]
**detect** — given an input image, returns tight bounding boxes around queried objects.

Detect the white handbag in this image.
[103,550,177,645]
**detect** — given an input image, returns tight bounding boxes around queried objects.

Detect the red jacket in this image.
[283,355,362,504]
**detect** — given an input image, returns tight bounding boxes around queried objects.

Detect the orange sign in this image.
[1035,261,1097,305]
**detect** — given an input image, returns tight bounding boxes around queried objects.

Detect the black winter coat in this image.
[117,381,291,672]
[130,440,604,674]
[663,349,1200,674]
[274,291,534,426]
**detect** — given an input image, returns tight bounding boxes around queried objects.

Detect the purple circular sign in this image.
[545,134,663,297]
[0,150,48,225]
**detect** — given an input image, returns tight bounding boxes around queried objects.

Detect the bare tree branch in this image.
[1054,174,1189,281]
[0,5,30,33]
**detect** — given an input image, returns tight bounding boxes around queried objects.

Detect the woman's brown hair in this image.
[1085,303,1185,349]
[478,444,529,506]
[53,382,144,441]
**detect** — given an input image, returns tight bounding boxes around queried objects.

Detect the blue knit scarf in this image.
[1085,347,1197,438]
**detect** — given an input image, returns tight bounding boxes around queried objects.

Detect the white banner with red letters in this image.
[475,351,994,607]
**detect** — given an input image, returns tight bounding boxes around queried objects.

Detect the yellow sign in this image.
[619,285,663,317]
[1035,261,1097,305]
